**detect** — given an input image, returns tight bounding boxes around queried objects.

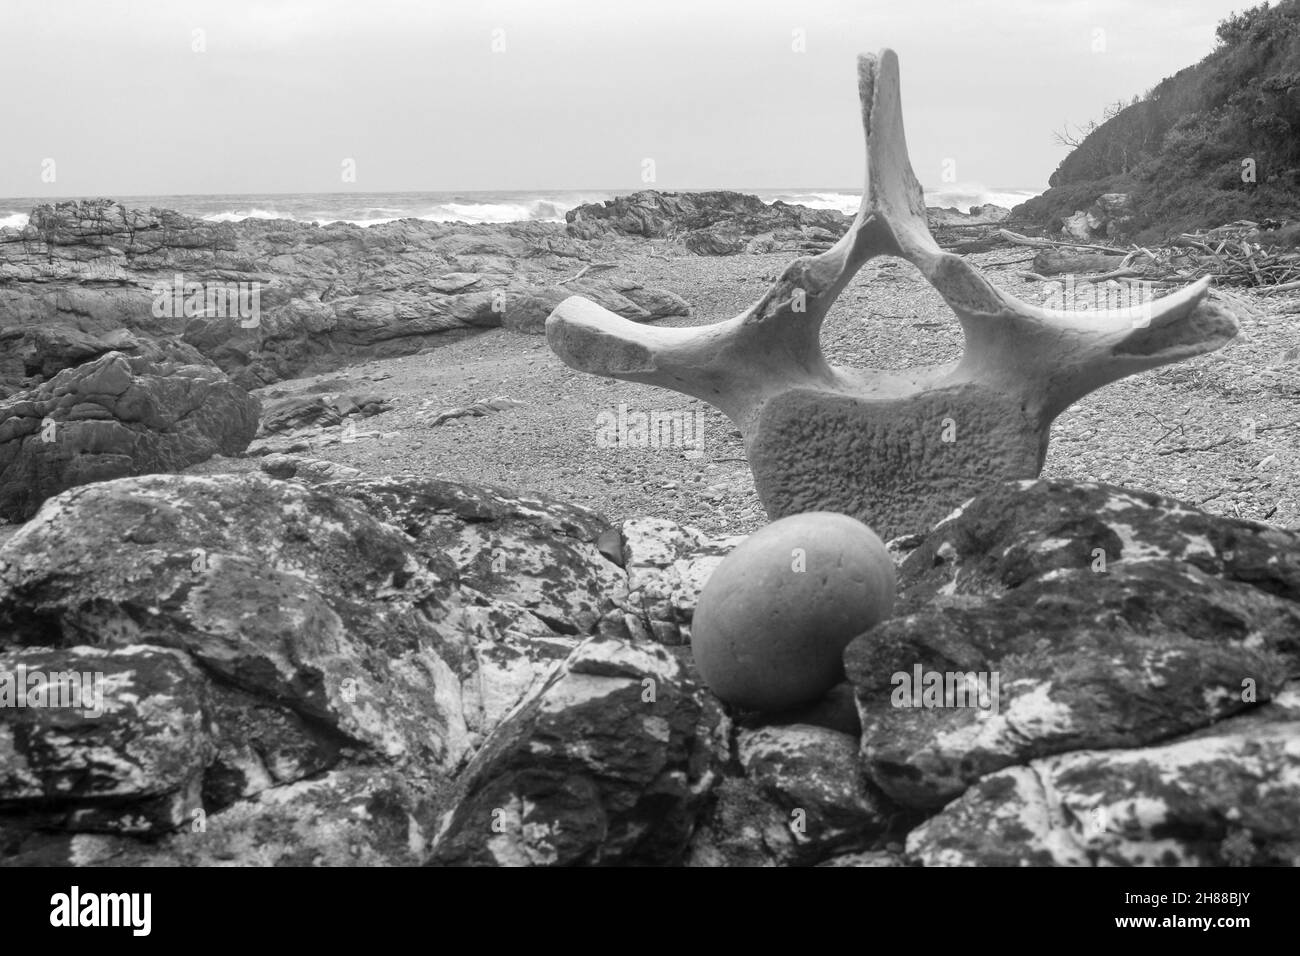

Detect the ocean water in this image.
[0,185,1041,231]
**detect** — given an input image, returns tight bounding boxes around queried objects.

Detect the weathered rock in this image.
[763,681,863,738]
[565,189,850,253]
[258,453,363,483]
[926,203,1011,227]
[905,687,1300,866]
[846,479,1300,811]
[429,396,524,427]
[502,281,690,334]
[3,766,442,867]
[892,478,1300,606]
[1062,209,1100,242]
[685,778,798,866]
[0,351,259,522]
[242,419,393,457]
[0,644,213,836]
[0,326,116,389]
[426,636,725,866]
[816,849,906,867]
[1092,192,1135,238]
[327,476,628,635]
[0,473,473,769]
[1056,193,1135,242]
[687,724,893,866]
[547,50,1239,541]
[0,199,688,388]
[617,516,743,646]
[683,225,748,256]
[0,323,211,394]
[0,471,646,865]
[925,204,1014,253]
[742,226,845,255]
[258,392,390,435]
[438,594,579,742]
[969,203,1011,222]
[615,283,694,319]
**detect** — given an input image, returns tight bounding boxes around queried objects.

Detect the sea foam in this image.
[0,186,1042,232]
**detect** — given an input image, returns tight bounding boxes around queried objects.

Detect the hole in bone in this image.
[819,256,963,371]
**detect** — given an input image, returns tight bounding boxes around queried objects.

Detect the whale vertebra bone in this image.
[546,49,1238,539]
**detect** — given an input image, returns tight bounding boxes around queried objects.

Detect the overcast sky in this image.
[0,0,1256,198]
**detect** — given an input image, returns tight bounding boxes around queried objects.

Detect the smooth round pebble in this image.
[691,511,896,711]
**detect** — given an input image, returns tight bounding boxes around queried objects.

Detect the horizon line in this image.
[0,184,1046,203]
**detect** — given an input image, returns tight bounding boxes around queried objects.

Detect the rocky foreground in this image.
[1,194,1298,865]
[0,472,1296,866]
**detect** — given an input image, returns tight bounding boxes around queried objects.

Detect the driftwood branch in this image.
[998,229,1121,255]
[558,262,618,285]
[1258,279,1300,295]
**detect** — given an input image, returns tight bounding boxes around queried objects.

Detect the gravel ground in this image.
[4,244,1292,551]
[201,244,1300,536]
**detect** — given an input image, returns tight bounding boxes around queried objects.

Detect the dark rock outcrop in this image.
[845,479,1300,861]
[0,351,259,522]
[0,644,214,839]
[326,476,629,636]
[258,392,391,435]
[259,453,363,483]
[0,200,689,390]
[564,189,1015,255]
[687,723,892,866]
[501,280,691,333]
[0,472,635,864]
[906,699,1300,866]
[427,636,724,866]
[0,325,209,399]
[926,203,1011,228]
[565,189,851,255]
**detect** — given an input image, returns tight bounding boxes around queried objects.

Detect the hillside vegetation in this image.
[1015,0,1300,240]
